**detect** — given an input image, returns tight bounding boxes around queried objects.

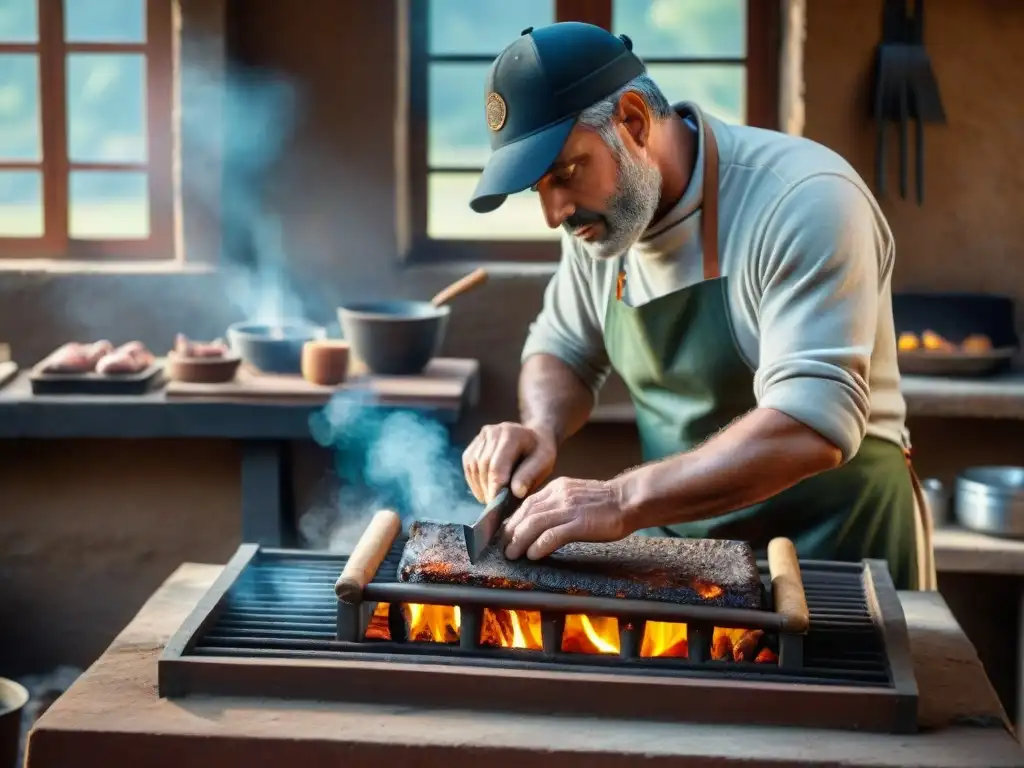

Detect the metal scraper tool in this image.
[462,486,521,564]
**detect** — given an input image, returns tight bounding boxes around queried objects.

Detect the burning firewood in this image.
[711,633,734,661]
[731,629,764,662]
[755,647,778,664]
[481,609,543,649]
[365,603,391,640]
[398,521,763,610]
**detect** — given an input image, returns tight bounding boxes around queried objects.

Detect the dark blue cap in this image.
[470,22,646,214]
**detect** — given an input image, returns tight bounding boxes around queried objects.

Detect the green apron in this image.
[602,118,929,590]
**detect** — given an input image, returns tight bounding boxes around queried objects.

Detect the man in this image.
[461,22,935,590]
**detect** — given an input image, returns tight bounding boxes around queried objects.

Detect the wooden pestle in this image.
[430,267,488,308]
[334,509,403,603]
[767,537,810,633]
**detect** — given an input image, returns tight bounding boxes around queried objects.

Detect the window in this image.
[401,0,779,262]
[0,0,174,259]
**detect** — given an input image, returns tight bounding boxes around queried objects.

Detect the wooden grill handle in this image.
[767,537,810,634]
[430,267,488,308]
[334,509,402,603]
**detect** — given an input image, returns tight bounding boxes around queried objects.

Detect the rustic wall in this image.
[0,0,1022,684]
[804,0,1024,338]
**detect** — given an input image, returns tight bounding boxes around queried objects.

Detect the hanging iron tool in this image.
[871,0,946,205]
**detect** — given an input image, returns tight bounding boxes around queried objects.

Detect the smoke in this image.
[180,55,312,325]
[184,50,479,551]
[300,390,481,552]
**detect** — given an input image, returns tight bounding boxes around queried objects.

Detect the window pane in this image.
[65,0,145,43]
[428,172,557,241]
[67,53,147,163]
[69,171,149,239]
[613,0,746,59]
[0,170,43,236]
[429,63,491,168]
[0,0,37,42]
[429,0,553,55]
[647,64,745,124]
[0,54,40,160]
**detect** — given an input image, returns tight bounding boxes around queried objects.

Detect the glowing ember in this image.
[693,581,724,600]
[366,602,777,663]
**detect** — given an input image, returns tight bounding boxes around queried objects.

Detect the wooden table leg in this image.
[239,439,293,547]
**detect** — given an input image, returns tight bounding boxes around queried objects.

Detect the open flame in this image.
[366,602,777,663]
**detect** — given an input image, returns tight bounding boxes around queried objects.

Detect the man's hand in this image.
[462,422,558,503]
[501,477,632,560]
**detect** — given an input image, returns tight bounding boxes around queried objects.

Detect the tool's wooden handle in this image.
[431,267,488,307]
[767,537,810,633]
[334,509,402,603]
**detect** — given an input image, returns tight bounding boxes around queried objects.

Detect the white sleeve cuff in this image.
[758,374,868,462]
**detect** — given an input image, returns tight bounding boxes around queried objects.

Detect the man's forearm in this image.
[519,353,596,446]
[616,408,844,531]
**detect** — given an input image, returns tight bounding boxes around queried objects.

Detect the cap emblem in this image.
[485,92,507,132]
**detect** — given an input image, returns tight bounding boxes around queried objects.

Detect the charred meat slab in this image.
[398,521,763,610]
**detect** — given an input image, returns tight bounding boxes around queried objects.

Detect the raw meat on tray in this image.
[42,340,114,373]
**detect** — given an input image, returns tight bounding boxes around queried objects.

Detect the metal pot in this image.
[921,478,949,527]
[227,321,327,375]
[338,301,449,376]
[0,678,29,768]
[336,268,488,377]
[954,466,1024,538]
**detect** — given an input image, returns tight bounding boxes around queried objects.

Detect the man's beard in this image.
[564,136,662,260]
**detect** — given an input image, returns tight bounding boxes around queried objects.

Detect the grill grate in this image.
[187,544,893,689]
[161,543,919,733]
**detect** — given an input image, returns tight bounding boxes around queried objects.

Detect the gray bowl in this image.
[337,301,449,376]
[227,321,327,375]
[0,678,29,768]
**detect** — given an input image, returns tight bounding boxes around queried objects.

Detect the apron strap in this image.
[701,121,721,281]
[904,448,938,591]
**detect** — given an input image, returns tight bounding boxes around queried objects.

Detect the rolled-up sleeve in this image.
[754,175,888,462]
[521,235,611,395]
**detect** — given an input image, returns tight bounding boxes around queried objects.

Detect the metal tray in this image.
[30,360,164,395]
[897,347,1016,377]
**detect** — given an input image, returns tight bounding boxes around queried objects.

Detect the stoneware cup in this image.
[302,340,350,386]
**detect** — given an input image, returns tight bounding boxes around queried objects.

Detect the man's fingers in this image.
[462,434,489,502]
[501,482,554,534]
[487,433,521,501]
[461,441,478,501]
[509,449,551,499]
[504,507,574,561]
[526,521,582,561]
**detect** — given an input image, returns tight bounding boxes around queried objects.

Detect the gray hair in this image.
[576,74,672,147]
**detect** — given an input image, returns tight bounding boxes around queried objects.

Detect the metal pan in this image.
[897,347,1016,377]
[893,292,1019,377]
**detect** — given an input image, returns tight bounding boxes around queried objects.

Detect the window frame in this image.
[0,0,175,260]
[398,0,780,264]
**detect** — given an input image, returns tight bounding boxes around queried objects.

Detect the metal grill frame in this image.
[158,544,920,734]
[340,538,810,670]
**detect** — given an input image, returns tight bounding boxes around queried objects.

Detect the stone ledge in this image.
[591,371,1024,423]
[23,563,1023,768]
[934,527,1024,576]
